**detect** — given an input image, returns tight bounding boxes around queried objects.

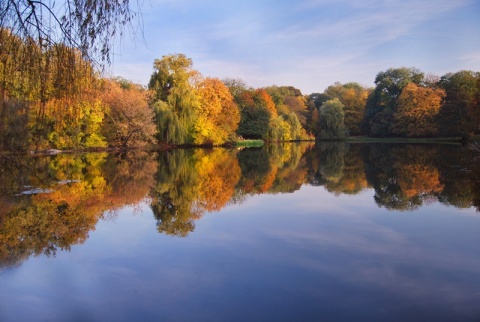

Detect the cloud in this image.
[112,0,479,93]
[280,0,471,47]
[461,52,480,64]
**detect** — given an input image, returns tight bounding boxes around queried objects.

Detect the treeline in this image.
[138,53,311,146]
[0,31,310,150]
[1,29,479,150]
[307,68,480,139]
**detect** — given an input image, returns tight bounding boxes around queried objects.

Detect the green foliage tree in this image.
[236,90,273,139]
[324,82,370,136]
[309,93,331,109]
[437,70,480,137]
[318,98,347,139]
[223,78,250,98]
[149,54,200,145]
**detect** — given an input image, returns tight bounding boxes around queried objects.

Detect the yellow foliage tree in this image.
[195,77,240,145]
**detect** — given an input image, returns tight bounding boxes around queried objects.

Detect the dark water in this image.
[0,143,479,321]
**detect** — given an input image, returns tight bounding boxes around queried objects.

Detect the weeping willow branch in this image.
[0,0,138,65]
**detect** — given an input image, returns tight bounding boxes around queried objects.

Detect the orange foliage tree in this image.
[255,89,278,118]
[392,83,446,137]
[101,79,157,147]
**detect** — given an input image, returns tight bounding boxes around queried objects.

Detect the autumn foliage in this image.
[392,83,445,137]
[101,79,157,147]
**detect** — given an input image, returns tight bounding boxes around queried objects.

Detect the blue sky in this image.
[110,0,480,94]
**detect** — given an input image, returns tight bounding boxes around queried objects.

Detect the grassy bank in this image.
[235,140,264,147]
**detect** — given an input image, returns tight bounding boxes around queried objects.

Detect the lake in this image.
[0,143,479,321]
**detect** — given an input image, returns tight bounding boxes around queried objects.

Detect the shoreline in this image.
[1,136,479,155]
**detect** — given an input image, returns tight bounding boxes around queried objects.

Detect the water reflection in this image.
[0,152,157,268]
[236,143,310,195]
[362,144,480,211]
[151,148,241,236]
[0,142,479,268]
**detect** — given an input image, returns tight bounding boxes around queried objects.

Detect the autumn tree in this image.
[264,85,307,125]
[0,29,108,150]
[32,45,107,149]
[149,56,245,146]
[254,89,278,118]
[101,79,157,147]
[234,86,308,142]
[195,77,240,145]
[0,30,31,148]
[1,0,139,149]
[364,67,424,137]
[391,83,446,137]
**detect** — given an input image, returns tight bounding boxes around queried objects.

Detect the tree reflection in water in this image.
[150,148,241,237]
[0,142,479,268]
[0,151,157,268]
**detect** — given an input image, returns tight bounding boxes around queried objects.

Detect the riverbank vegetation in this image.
[0,27,478,151]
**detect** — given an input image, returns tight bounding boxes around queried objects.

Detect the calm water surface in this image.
[0,143,479,321]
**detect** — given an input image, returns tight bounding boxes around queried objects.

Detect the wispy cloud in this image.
[279,0,471,46]
[113,0,479,93]
[461,52,480,64]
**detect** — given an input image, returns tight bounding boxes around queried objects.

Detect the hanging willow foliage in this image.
[0,0,137,64]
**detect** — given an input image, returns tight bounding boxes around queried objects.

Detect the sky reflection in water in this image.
[0,143,479,321]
